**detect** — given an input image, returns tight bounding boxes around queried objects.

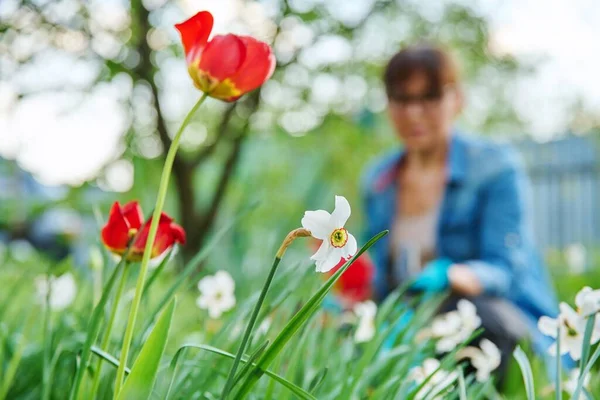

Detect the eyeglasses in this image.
[387,86,453,110]
[388,91,443,108]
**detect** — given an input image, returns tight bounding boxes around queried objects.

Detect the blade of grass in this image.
[68,260,126,400]
[572,314,596,400]
[0,310,36,400]
[90,346,131,375]
[232,341,270,388]
[458,368,467,400]
[513,345,536,400]
[142,249,173,296]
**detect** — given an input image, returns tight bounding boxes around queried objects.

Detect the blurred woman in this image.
[361,44,559,381]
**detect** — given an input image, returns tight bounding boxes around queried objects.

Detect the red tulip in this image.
[329,254,374,304]
[101,201,186,261]
[175,11,276,102]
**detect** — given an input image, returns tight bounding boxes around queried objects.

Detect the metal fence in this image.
[515,135,600,251]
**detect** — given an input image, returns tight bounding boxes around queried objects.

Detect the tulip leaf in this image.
[117,299,176,400]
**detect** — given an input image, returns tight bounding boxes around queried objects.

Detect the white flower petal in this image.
[538,316,559,337]
[310,241,331,261]
[355,320,375,343]
[457,299,477,319]
[480,339,501,364]
[301,210,333,239]
[566,336,583,360]
[315,250,342,273]
[354,300,377,319]
[343,233,357,259]
[215,271,235,293]
[198,275,216,293]
[330,195,351,228]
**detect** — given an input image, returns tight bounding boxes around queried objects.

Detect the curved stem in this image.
[113,93,208,397]
[89,266,129,398]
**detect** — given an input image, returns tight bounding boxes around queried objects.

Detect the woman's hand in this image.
[448,264,483,296]
[409,259,484,296]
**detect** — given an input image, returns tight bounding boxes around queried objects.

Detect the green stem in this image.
[113,93,207,397]
[220,257,282,399]
[42,272,52,400]
[89,266,129,399]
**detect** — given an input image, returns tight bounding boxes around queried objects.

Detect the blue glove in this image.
[409,258,453,293]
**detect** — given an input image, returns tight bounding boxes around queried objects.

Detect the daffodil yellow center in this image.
[330,228,348,248]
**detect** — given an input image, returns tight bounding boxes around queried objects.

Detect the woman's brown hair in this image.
[383,44,460,99]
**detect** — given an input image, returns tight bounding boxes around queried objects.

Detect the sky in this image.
[0,0,599,187]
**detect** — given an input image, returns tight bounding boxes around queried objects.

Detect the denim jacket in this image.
[361,132,559,353]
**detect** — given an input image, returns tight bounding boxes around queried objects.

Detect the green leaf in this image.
[90,346,131,375]
[117,299,176,400]
[572,314,596,400]
[172,344,316,400]
[513,346,535,400]
[234,231,388,398]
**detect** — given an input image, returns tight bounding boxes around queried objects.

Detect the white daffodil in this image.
[426,299,481,353]
[353,300,377,343]
[196,271,236,319]
[538,302,600,360]
[301,195,358,273]
[563,368,591,395]
[35,272,77,311]
[457,339,501,382]
[575,286,600,317]
[409,358,458,400]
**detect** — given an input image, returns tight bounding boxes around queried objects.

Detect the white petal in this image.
[315,250,342,273]
[354,300,377,319]
[480,339,501,365]
[355,321,375,343]
[342,233,358,259]
[457,299,477,319]
[208,305,223,319]
[538,316,559,337]
[575,287,592,309]
[330,195,351,228]
[219,293,236,312]
[566,337,583,360]
[215,271,235,292]
[310,241,331,261]
[198,275,215,293]
[301,210,333,239]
